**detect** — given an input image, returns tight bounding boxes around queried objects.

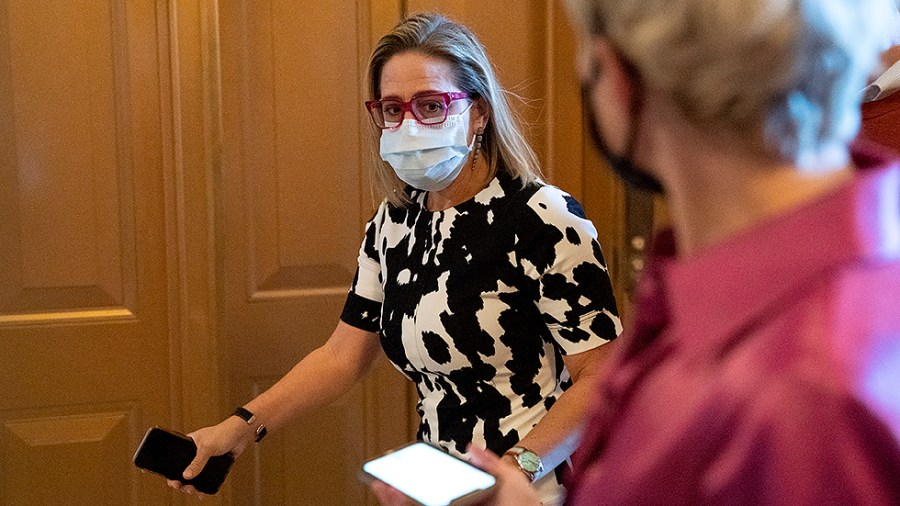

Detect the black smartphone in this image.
[360,442,496,506]
[133,426,234,495]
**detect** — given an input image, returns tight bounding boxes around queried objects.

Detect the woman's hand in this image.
[369,445,542,506]
[370,479,415,506]
[466,445,542,506]
[166,416,253,496]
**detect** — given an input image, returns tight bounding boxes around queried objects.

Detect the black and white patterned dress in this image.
[341,172,620,502]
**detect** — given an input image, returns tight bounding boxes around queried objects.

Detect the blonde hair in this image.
[367,13,542,206]
[567,0,897,169]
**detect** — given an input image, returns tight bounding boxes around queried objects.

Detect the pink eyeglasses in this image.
[365,91,470,129]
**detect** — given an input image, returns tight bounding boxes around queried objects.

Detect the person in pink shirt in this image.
[374,0,900,505]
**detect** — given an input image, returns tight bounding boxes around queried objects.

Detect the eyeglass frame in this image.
[365,91,471,129]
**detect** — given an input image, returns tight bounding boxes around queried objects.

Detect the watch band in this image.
[232,406,267,442]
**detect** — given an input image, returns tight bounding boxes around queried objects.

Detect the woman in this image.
[442,0,900,504]
[170,13,620,505]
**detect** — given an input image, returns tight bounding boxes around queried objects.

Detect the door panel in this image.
[1,408,136,505]
[0,0,172,504]
[0,0,134,318]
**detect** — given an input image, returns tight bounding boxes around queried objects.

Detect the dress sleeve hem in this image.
[340,291,381,332]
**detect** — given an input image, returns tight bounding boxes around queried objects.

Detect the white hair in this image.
[883,7,900,49]
[567,0,899,169]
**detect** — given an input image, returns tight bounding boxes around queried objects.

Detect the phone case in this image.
[133,426,235,495]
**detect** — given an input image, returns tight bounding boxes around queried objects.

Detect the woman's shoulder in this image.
[492,178,599,253]
[520,181,592,225]
[493,171,543,207]
[495,171,586,214]
[364,198,391,226]
[368,197,418,228]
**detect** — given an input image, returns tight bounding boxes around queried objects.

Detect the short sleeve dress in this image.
[340,172,621,504]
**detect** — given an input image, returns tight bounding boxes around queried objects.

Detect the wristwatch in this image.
[233,406,267,443]
[505,446,544,482]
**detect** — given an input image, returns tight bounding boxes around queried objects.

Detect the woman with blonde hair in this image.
[170,13,621,506]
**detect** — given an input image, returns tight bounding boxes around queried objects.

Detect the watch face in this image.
[517,451,542,473]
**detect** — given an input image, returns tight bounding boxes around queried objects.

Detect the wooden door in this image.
[217,1,410,504]
[0,0,178,504]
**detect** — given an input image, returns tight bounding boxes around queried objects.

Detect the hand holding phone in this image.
[361,442,496,506]
[133,426,235,495]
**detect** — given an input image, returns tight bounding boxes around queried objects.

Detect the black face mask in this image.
[580,82,665,195]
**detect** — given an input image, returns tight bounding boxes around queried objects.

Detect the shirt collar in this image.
[658,145,900,352]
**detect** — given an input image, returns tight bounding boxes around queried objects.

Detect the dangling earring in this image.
[472,130,484,170]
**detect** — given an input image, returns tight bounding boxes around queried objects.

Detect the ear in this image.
[472,96,490,132]
[588,37,639,109]
[584,36,641,154]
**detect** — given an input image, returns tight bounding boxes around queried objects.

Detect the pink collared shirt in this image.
[567,146,900,505]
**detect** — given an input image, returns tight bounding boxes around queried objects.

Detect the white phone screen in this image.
[363,442,496,506]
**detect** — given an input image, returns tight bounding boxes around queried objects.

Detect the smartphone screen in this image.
[132,426,234,495]
[361,442,496,506]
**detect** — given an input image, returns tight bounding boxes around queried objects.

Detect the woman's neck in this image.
[672,164,851,256]
[426,155,491,211]
[654,127,853,256]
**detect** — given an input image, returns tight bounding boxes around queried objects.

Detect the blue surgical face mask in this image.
[379,110,474,192]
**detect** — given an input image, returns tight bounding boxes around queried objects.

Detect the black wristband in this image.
[232,407,267,442]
